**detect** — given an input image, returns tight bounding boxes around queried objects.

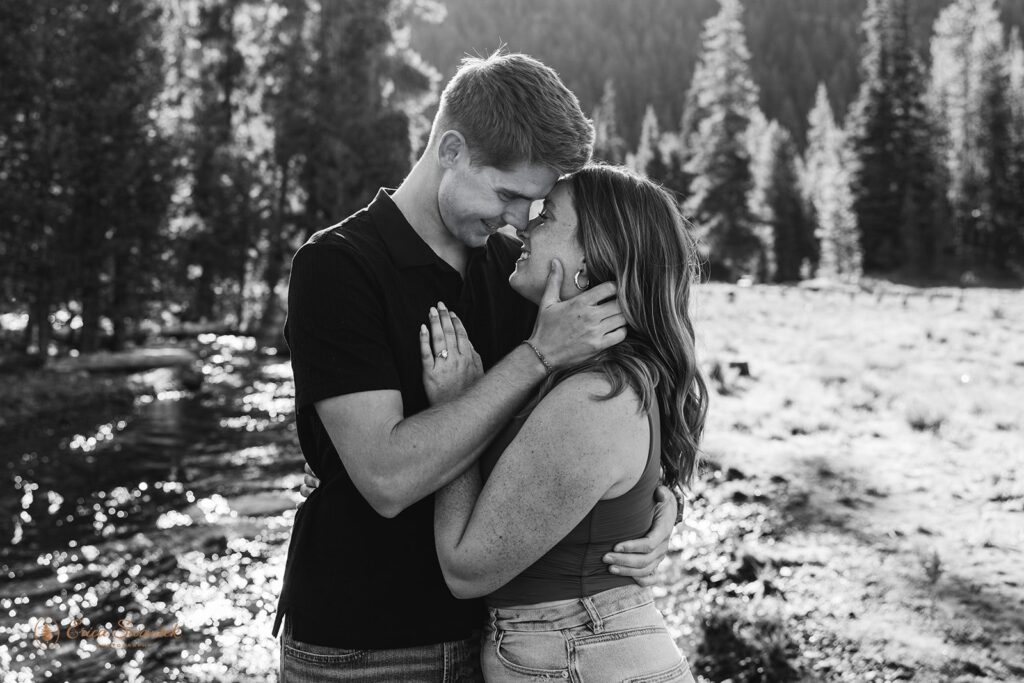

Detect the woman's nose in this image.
[517,221,535,241]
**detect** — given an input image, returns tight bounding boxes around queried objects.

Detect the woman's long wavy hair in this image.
[530,164,709,492]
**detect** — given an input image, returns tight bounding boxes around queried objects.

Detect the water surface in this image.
[1,335,301,681]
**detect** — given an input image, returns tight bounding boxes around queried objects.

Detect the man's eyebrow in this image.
[498,188,536,201]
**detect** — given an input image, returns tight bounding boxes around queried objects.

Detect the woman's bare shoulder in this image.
[545,371,642,407]
[532,372,646,448]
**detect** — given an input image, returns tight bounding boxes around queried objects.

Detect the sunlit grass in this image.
[665,282,1024,680]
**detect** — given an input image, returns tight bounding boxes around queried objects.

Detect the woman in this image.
[420,164,708,682]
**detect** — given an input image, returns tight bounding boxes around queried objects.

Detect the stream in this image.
[1,335,302,682]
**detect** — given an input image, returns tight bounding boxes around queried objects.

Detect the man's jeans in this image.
[279,618,483,682]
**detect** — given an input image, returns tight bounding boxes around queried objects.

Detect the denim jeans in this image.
[279,618,483,682]
[481,584,693,682]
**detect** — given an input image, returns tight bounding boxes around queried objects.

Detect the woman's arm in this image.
[433,372,648,599]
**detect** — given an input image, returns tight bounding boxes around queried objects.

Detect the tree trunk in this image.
[257,170,292,347]
[192,259,216,322]
[110,252,128,351]
[237,217,250,331]
[257,243,285,348]
[79,284,101,353]
[31,291,53,358]
[21,309,35,354]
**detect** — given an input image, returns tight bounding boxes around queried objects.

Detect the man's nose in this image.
[503,201,532,231]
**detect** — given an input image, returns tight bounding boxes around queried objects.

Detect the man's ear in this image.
[437,130,467,169]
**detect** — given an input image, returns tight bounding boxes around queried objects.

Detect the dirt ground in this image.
[658,283,1024,682]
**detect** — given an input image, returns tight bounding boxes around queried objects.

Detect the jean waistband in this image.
[487,584,654,633]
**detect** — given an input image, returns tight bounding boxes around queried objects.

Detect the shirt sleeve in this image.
[285,240,400,408]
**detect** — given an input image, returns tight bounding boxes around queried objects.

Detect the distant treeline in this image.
[1,0,436,354]
[1,0,1021,360]
[414,0,1024,283]
[410,0,1024,148]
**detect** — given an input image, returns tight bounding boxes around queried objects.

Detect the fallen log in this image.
[47,347,199,373]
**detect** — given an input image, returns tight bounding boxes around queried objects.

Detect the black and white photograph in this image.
[1,0,1022,681]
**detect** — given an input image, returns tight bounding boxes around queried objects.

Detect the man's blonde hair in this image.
[431,50,594,174]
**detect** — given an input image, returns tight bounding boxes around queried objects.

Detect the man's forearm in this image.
[378,343,546,515]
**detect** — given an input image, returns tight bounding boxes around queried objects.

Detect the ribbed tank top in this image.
[479,387,662,607]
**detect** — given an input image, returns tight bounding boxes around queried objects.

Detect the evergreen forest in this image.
[2,0,1022,357]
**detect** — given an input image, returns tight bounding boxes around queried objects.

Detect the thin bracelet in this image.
[521,340,553,376]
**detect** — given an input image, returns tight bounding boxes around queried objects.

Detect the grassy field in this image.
[1,282,1019,681]
[660,283,1024,682]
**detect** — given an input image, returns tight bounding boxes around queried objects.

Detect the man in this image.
[275,51,677,681]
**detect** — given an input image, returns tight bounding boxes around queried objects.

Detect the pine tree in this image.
[244,0,438,338]
[929,0,1022,274]
[154,0,437,333]
[1008,28,1024,273]
[847,0,945,275]
[634,104,671,182]
[933,0,1011,274]
[250,0,316,342]
[767,127,812,282]
[804,83,861,282]
[1011,28,1024,120]
[592,79,627,164]
[662,136,694,200]
[75,0,173,350]
[681,0,763,280]
[750,120,812,282]
[747,110,777,279]
[306,0,437,230]
[0,0,172,352]
[184,0,252,322]
[0,0,75,353]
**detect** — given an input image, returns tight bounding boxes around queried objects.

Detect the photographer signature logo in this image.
[32,617,61,649]
[29,615,183,651]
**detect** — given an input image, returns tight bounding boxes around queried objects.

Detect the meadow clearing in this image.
[662,282,1024,681]
[1,281,1020,682]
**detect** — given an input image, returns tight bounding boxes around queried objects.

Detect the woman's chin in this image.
[508,268,524,293]
[508,270,542,305]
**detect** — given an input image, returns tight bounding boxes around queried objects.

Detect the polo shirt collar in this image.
[369,188,487,269]
[368,189,440,268]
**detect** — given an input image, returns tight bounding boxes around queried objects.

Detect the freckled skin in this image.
[509,182,588,305]
[433,372,650,599]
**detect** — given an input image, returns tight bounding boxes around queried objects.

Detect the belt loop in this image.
[581,596,604,633]
[489,608,499,643]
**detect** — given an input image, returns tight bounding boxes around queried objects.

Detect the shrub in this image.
[905,399,947,433]
[695,597,800,682]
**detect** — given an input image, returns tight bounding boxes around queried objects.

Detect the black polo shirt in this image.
[274,189,536,649]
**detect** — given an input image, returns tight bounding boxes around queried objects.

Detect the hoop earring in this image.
[574,269,590,291]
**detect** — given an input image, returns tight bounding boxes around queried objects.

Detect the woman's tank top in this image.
[479,384,662,607]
